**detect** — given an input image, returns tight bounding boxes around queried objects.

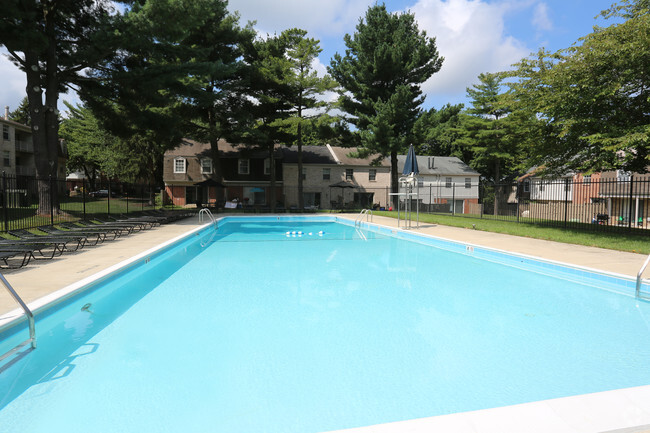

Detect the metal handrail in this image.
[198,208,217,226]
[355,209,373,227]
[0,272,36,364]
[636,254,650,299]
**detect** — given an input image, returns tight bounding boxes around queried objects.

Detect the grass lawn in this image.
[372,211,650,255]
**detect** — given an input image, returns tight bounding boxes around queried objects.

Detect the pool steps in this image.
[636,253,650,300]
[0,272,36,365]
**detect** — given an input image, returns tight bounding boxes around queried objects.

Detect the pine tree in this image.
[329,4,443,205]
[9,97,31,126]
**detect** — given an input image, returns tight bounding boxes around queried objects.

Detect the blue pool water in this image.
[1,216,650,432]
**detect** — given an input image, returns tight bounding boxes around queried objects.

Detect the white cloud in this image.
[228,0,371,38]
[532,2,553,32]
[410,0,531,104]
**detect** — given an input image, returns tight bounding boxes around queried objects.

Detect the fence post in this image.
[2,172,8,232]
[452,183,456,216]
[82,179,86,220]
[564,177,569,228]
[629,175,634,229]
[516,181,520,223]
[49,175,54,226]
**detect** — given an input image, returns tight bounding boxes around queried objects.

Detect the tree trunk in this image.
[493,159,500,216]
[207,107,224,181]
[268,143,276,212]
[297,121,304,209]
[24,49,53,216]
[390,151,399,209]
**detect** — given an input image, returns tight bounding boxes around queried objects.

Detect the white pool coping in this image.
[2,215,650,433]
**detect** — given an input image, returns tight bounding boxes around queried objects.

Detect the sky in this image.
[0,0,619,118]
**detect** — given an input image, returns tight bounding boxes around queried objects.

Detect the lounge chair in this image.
[36,226,104,246]
[0,238,65,258]
[94,216,153,230]
[59,222,123,240]
[8,229,86,251]
[68,220,135,236]
[0,248,35,269]
[118,213,165,226]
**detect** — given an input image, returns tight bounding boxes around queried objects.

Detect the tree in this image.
[507,0,650,174]
[457,72,517,182]
[175,0,255,186]
[328,4,443,205]
[0,0,120,215]
[59,102,117,190]
[82,0,254,196]
[276,29,337,209]
[9,97,31,126]
[456,72,527,215]
[235,33,295,211]
[413,103,466,159]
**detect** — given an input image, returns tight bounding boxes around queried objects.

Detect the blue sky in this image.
[0,0,619,117]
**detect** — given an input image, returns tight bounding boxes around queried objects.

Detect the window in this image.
[523,181,530,193]
[465,178,471,189]
[418,180,424,188]
[2,125,8,140]
[301,167,306,181]
[583,175,591,185]
[345,169,353,180]
[3,151,10,167]
[173,157,186,174]
[238,158,250,175]
[445,177,452,188]
[200,158,212,174]
[322,168,330,181]
[369,169,376,181]
[264,158,271,175]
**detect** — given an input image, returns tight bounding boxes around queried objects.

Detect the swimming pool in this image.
[1,216,649,433]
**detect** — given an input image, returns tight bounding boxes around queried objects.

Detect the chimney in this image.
[4,106,8,121]
[428,157,435,170]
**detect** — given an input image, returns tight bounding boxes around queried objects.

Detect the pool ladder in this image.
[636,254,650,300]
[0,272,36,365]
[355,209,373,227]
[198,208,217,227]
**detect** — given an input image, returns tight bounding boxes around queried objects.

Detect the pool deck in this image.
[2,213,650,433]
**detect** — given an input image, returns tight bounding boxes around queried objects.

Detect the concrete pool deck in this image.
[1,213,650,433]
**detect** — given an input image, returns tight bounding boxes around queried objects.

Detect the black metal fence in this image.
[5,173,650,236]
[0,173,162,232]
[447,177,650,235]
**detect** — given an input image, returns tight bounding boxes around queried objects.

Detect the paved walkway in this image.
[1,214,649,433]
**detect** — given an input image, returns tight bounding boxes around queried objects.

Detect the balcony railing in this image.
[15,139,34,153]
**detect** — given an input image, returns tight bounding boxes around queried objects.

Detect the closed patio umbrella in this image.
[402,144,419,176]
